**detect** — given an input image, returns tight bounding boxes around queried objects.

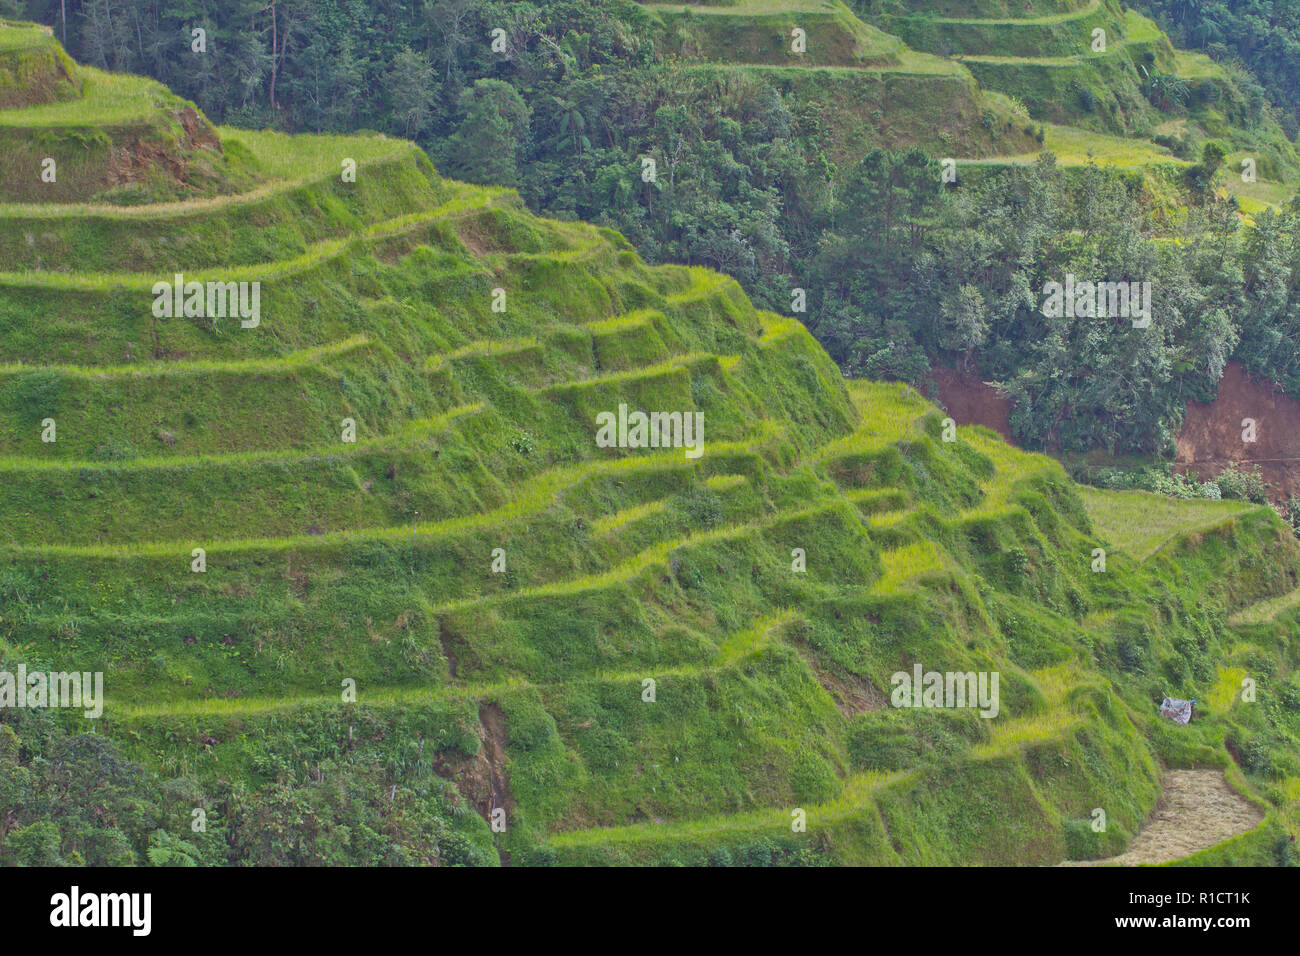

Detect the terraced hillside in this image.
[0,19,78,107]
[642,1,1040,160]
[647,1,1299,214]
[3,24,1300,868]
[0,19,252,205]
[883,1,1171,131]
[868,0,1300,208]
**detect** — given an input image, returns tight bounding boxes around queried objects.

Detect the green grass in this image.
[883,0,1118,60]
[1123,8,1163,44]
[1228,585,1300,626]
[0,66,175,127]
[647,0,906,67]
[873,541,947,592]
[0,20,54,50]
[959,115,1183,167]
[914,0,1102,24]
[1077,485,1259,559]
[0,185,504,291]
[644,0,838,13]
[0,20,78,110]
[0,130,415,219]
[1171,48,1225,80]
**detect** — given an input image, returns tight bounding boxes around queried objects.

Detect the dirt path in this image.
[1067,769,1263,866]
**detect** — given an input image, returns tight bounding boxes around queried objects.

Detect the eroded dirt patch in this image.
[432,701,514,864]
[1069,769,1263,866]
[930,365,1014,442]
[790,625,886,716]
[1176,361,1300,503]
[806,656,886,716]
[437,703,513,820]
[478,702,513,821]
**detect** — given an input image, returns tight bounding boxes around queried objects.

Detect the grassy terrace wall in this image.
[0,138,444,272]
[649,1,907,66]
[880,0,1121,59]
[640,2,1040,160]
[685,62,1041,160]
[0,63,250,204]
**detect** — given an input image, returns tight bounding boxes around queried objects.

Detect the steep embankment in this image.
[930,365,1013,441]
[1176,361,1300,504]
[1,22,1299,868]
[931,359,1300,508]
[0,20,250,204]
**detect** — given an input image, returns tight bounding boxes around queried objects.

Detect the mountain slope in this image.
[1,23,1299,867]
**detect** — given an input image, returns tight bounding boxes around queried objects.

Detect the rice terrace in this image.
[1,0,1299,912]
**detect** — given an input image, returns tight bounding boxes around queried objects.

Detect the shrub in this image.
[1242,738,1272,776]
[1276,497,1300,538]
[510,431,535,455]
[788,750,837,803]
[735,838,778,867]
[677,487,722,528]
[3,820,65,866]
[1215,464,1269,503]
[847,716,921,771]
[1063,818,1104,860]
[91,440,142,462]
[503,698,558,752]
[1116,632,1146,672]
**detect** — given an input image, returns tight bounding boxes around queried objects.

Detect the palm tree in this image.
[556,102,589,155]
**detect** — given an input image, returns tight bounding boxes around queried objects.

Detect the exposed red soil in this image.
[928,361,1300,505]
[432,703,514,822]
[930,364,1014,442]
[1176,361,1300,503]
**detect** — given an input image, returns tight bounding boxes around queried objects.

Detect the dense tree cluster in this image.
[812,151,1276,456]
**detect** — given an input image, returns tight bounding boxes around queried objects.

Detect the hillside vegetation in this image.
[19,0,1300,477]
[1,24,1299,867]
